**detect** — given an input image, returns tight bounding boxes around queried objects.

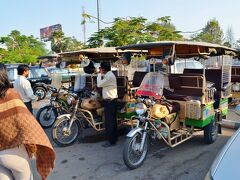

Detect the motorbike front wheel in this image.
[123,132,149,169]
[52,116,82,147]
[36,105,58,128]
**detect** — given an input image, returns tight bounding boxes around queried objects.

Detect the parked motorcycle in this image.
[36,85,72,128]
[51,89,95,146]
[122,97,159,169]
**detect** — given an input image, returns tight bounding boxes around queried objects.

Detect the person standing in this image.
[0,63,55,180]
[97,62,118,147]
[13,64,39,113]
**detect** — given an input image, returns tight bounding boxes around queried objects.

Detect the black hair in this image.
[100,62,111,72]
[123,52,132,65]
[17,64,29,75]
[0,63,11,99]
[83,61,96,74]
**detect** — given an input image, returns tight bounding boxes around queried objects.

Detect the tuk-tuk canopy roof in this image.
[37,54,59,60]
[58,47,146,63]
[59,47,139,55]
[116,41,237,58]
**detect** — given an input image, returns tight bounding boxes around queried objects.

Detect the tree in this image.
[146,16,184,41]
[0,48,7,60]
[191,18,224,44]
[50,31,85,53]
[87,16,183,47]
[224,27,234,47]
[234,39,240,49]
[101,17,154,47]
[50,30,67,53]
[87,30,105,48]
[65,36,87,51]
[0,30,47,63]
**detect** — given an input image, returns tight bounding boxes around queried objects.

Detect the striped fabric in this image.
[0,88,55,180]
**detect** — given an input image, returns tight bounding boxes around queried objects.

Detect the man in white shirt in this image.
[14,64,39,114]
[97,62,118,147]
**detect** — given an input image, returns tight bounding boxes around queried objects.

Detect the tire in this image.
[34,86,46,100]
[204,114,219,144]
[36,105,58,128]
[123,132,149,169]
[52,116,82,147]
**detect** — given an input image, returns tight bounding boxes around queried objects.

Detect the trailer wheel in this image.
[204,114,218,144]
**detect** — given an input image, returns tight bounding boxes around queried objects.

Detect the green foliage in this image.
[50,30,85,53]
[50,30,65,53]
[191,18,224,44]
[87,16,183,47]
[87,31,105,48]
[0,30,47,63]
[146,16,184,41]
[234,39,240,49]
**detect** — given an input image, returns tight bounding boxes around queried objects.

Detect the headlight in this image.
[135,103,147,115]
[67,95,74,105]
[144,98,153,107]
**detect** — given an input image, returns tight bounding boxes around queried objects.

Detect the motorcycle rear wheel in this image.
[123,132,149,169]
[52,116,82,147]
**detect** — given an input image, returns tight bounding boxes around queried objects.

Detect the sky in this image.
[1,0,240,47]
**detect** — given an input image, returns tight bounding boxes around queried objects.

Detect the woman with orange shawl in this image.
[0,63,55,180]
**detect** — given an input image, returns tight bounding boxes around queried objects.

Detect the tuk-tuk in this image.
[115,41,236,169]
[229,57,240,105]
[51,47,148,146]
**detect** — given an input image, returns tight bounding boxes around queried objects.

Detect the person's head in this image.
[123,52,132,65]
[0,63,11,99]
[99,62,111,74]
[17,64,30,77]
[83,61,96,74]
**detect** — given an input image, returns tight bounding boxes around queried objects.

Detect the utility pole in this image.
[82,6,86,44]
[97,0,100,32]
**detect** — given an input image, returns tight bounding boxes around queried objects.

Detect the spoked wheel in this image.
[123,132,149,169]
[36,105,58,128]
[34,87,46,100]
[204,113,219,144]
[52,116,82,147]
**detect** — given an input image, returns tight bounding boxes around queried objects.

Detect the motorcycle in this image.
[36,85,72,128]
[51,89,96,146]
[123,96,182,169]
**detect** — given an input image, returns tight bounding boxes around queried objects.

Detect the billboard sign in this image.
[40,24,62,41]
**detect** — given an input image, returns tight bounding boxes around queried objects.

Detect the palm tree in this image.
[50,30,65,53]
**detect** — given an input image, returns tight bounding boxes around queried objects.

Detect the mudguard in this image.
[126,128,144,138]
[33,82,48,88]
[57,114,71,120]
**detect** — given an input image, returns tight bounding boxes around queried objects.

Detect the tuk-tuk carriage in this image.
[229,57,240,105]
[115,41,236,169]
[51,47,148,146]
